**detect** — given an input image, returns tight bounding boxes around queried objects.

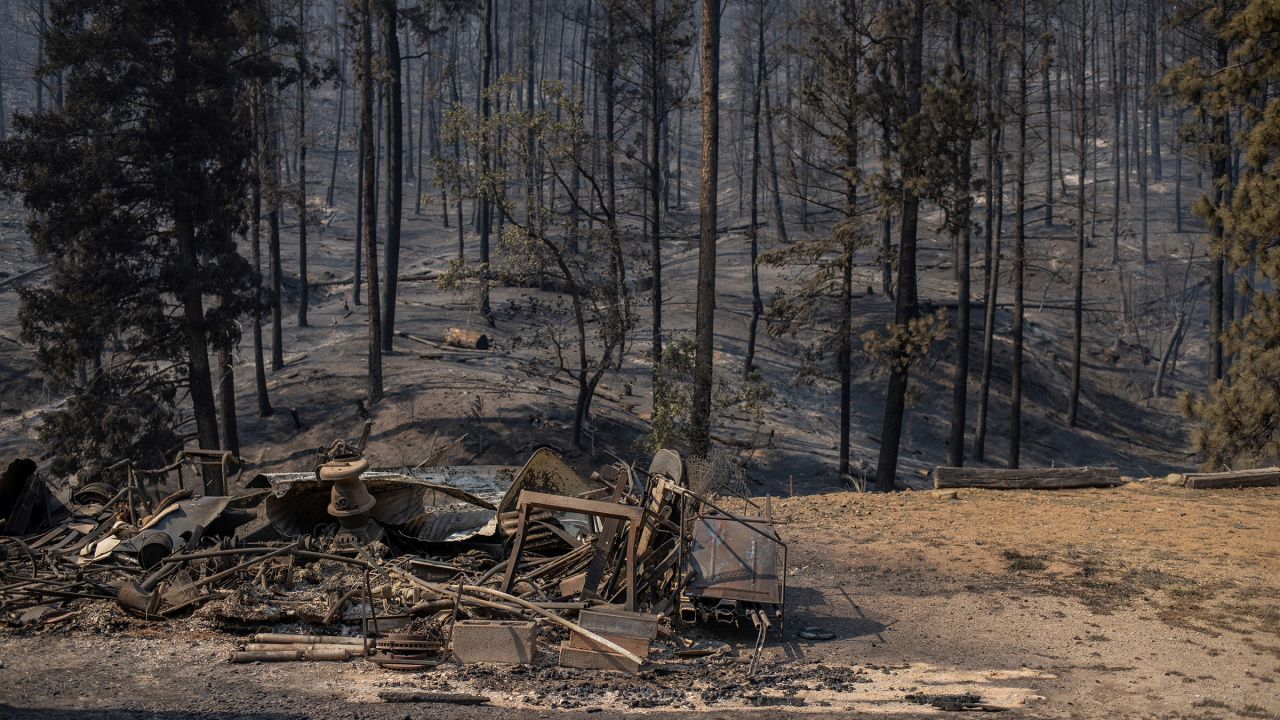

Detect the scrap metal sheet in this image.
[687,515,782,604]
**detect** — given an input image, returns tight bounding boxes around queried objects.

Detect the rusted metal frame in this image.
[605,539,679,606]
[676,488,687,605]
[363,567,379,653]
[748,607,770,676]
[26,525,67,550]
[385,569,645,665]
[502,491,643,611]
[0,537,38,578]
[501,504,532,591]
[667,485,784,546]
[580,464,631,600]
[93,459,145,524]
[160,542,298,614]
[523,543,593,582]
[528,518,583,547]
[182,448,237,496]
[635,476,670,562]
[512,492,644,523]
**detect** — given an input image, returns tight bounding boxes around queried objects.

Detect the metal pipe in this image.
[251,633,366,646]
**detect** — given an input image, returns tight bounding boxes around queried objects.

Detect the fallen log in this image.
[0,264,50,290]
[1181,467,1280,489]
[444,327,490,350]
[932,466,1123,490]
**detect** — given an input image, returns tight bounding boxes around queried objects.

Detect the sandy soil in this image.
[1,482,1276,719]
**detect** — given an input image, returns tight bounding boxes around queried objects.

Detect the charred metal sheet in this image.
[1,458,62,536]
[648,449,684,485]
[251,466,517,543]
[253,466,516,506]
[577,607,658,641]
[687,515,783,605]
[115,496,231,568]
[497,449,595,515]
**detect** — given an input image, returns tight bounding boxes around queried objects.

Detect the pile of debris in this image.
[0,439,786,676]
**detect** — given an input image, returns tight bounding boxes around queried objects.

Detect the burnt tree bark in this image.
[946,5,973,468]
[380,0,403,352]
[972,18,1001,461]
[1068,0,1089,427]
[478,0,495,326]
[359,0,383,403]
[1008,2,1029,468]
[265,72,285,371]
[874,0,925,492]
[297,0,310,328]
[690,0,720,458]
[327,2,345,207]
[176,211,220,452]
[744,0,765,379]
[250,70,273,418]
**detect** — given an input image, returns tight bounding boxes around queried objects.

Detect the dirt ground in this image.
[1,482,1276,719]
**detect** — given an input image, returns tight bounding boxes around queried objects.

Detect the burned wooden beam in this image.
[1180,467,1280,489]
[932,466,1124,489]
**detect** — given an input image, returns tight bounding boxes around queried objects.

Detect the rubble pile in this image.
[0,439,787,681]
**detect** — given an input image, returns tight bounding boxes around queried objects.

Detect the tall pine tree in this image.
[1,0,270,476]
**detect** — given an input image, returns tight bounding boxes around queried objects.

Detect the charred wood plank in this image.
[932,466,1123,489]
[1181,467,1280,489]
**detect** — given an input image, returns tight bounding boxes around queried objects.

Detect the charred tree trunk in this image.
[478,0,495,326]
[217,291,240,456]
[947,7,973,468]
[1043,55,1053,227]
[297,0,309,328]
[381,0,403,352]
[1068,0,1089,427]
[690,0,720,458]
[176,212,220,452]
[880,120,894,298]
[1174,107,1183,232]
[359,0,383,403]
[763,77,788,245]
[1208,25,1229,385]
[1009,5,1029,469]
[1108,0,1121,265]
[649,0,665,373]
[250,74,273,418]
[1147,4,1161,181]
[265,74,285,371]
[744,3,765,379]
[354,121,365,306]
[973,20,1001,461]
[327,3,345,207]
[875,0,925,492]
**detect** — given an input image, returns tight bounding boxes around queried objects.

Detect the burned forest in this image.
[0,0,1277,717]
